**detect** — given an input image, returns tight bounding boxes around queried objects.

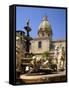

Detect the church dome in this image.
[38,16,51,30]
[38,16,52,37]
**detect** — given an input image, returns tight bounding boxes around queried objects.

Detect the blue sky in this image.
[16,6,66,40]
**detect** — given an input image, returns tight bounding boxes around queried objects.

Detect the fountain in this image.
[18,19,66,84]
[20,55,66,84]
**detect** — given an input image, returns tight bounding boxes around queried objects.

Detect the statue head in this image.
[60,44,62,48]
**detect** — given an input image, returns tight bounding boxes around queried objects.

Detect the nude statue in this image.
[54,45,65,71]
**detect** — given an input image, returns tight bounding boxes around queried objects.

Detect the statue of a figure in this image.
[53,46,59,64]
[53,45,65,71]
[57,45,65,71]
[26,18,30,26]
[29,56,42,73]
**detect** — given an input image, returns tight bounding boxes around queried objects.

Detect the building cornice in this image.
[52,40,66,43]
[31,37,51,41]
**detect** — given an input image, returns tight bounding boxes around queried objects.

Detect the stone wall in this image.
[30,38,50,54]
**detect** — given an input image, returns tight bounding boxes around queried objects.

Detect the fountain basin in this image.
[20,71,66,84]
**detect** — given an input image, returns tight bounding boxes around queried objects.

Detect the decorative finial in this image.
[42,16,48,21]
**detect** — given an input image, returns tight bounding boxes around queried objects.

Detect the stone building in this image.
[30,16,66,57]
[16,31,26,70]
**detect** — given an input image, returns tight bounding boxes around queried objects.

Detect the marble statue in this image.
[53,45,65,71]
[57,45,65,70]
[53,46,58,64]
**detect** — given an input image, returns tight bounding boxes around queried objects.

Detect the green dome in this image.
[38,16,52,35]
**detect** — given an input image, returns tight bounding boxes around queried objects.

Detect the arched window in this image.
[38,41,42,48]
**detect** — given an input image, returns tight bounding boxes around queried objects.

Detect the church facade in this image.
[30,16,66,57]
